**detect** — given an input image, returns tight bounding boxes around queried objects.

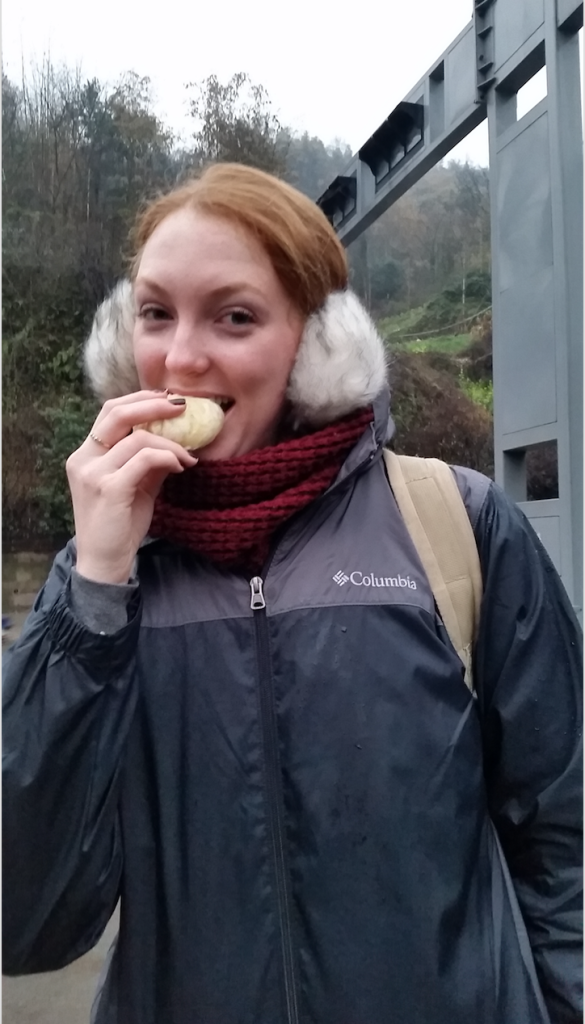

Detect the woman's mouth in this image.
[212,396,235,413]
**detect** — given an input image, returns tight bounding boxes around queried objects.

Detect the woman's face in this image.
[133,209,304,460]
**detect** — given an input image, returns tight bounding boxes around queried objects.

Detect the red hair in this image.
[130,163,348,317]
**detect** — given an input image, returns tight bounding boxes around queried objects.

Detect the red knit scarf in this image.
[149,407,374,572]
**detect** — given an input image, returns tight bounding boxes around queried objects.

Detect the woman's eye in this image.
[138,306,169,321]
[225,309,254,326]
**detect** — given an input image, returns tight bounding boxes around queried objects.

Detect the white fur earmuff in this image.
[84,280,140,400]
[286,291,388,427]
[83,282,389,426]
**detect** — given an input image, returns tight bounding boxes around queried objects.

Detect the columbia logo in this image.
[333,570,350,586]
[332,569,418,590]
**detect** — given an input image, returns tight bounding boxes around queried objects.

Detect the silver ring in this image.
[89,431,111,450]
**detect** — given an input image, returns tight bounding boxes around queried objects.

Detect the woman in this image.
[3,164,582,1024]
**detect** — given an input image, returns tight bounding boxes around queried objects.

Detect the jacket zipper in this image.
[249,576,300,1024]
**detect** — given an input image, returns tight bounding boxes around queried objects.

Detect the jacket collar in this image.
[327,389,393,492]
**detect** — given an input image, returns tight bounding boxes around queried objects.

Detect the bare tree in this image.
[186,72,287,175]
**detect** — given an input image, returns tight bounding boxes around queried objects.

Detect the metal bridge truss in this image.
[317,0,583,613]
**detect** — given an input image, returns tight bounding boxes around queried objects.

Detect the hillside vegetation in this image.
[2,60,514,552]
[386,288,556,502]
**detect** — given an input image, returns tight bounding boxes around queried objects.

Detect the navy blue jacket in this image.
[3,403,582,1023]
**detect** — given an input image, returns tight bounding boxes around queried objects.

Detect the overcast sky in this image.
[4,0,552,168]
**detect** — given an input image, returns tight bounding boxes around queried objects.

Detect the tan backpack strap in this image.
[382,449,482,690]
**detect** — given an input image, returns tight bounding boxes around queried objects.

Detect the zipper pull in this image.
[250,576,266,610]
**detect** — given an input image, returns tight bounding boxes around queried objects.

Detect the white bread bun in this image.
[136,396,225,449]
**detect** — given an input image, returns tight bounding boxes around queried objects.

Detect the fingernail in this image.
[153,388,167,394]
[168,396,186,406]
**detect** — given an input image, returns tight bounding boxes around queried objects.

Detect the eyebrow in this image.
[134,277,267,301]
[133,277,166,295]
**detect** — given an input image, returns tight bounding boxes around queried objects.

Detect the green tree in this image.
[2,61,180,549]
[370,259,405,304]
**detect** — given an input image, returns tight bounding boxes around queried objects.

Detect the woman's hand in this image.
[66,391,198,584]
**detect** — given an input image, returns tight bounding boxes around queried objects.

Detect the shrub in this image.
[463,313,492,382]
[458,373,493,413]
[407,271,491,335]
[389,349,494,477]
[527,445,559,500]
[33,396,99,541]
[370,259,405,304]
[2,406,50,551]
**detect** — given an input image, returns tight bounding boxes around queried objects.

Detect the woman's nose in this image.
[165,324,211,375]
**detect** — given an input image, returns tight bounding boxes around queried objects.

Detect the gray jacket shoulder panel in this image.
[267,457,436,617]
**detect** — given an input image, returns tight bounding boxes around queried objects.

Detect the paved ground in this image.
[2,910,119,1024]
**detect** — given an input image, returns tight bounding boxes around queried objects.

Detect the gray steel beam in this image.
[486,0,583,614]
[527,1,582,612]
[317,0,583,613]
[557,0,584,31]
[321,21,486,247]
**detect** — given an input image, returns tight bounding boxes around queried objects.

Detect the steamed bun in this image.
[136,396,225,449]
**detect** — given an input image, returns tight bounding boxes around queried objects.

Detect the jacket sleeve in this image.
[2,540,142,975]
[472,483,583,1024]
